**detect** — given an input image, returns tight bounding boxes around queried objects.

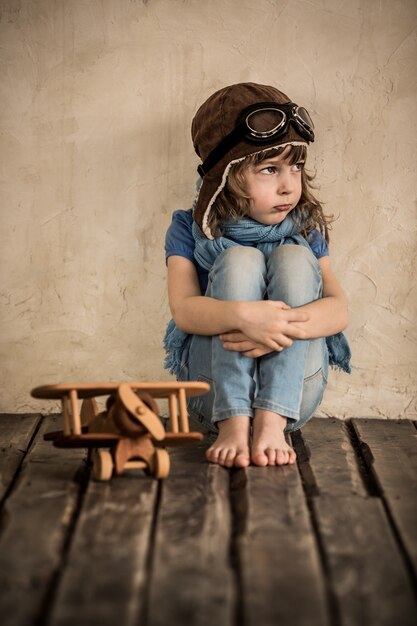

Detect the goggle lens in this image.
[246,108,285,138]
[295,106,314,131]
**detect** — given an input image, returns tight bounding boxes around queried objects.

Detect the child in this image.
[164,82,350,469]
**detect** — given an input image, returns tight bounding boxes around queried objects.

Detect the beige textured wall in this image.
[1,0,416,416]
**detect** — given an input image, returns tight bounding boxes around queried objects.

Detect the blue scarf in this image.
[164,212,351,375]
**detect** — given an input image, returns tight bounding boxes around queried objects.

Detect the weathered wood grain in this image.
[315,495,417,626]
[1,415,416,626]
[0,415,86,626]
[48,474,158,626]
[297,417,368,497]
[235,462,330,626]
[352,418,417,577]
[300,417,417,626]
[0,413,42,501]
[147,442,235,626]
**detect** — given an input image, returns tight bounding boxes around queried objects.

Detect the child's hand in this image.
[220,332,275,358]
[235,300,309,352]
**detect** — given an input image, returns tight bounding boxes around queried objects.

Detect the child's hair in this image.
[208,145,333,242]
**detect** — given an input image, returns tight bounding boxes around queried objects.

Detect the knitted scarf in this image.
[163,213,351,375]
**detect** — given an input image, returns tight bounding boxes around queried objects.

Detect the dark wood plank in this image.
[235,463,330,626]
[0,415,86,626]
[0,413,42,501]
[351,419,417,495]
[1,415,416,626]
[299,417,417,626]
[315,495,417,626]
[297,417,368,497]
[352,418,417,577]
[147,442,235,626]
[48,474,157,626]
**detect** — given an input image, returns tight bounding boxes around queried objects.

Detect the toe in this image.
[218,448,232,467]
[235,451,250,468]
[224,449,236,467]
[288,448,297,464]
[205,447,216,464]
[277,449,289,465]
[266,448,276,466]
[251,448,268,466]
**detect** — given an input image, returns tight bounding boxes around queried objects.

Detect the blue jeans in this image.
[179,245,329,435]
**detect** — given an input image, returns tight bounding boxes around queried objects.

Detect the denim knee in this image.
[208,246,266,301]
[267,244,322,306]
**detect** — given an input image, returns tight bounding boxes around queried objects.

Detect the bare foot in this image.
[206,415,251,468]
[251,409,297,466]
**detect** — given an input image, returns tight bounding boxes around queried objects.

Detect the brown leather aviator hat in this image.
[191,82,314,238]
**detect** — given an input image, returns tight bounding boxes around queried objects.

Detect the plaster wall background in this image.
[1,0,416,416]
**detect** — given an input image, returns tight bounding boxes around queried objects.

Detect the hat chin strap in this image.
[198,141,307,239]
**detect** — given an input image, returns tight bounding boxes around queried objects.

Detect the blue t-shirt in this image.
[165,209,329,293]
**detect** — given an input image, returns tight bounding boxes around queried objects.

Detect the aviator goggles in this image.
[197,102,315,178]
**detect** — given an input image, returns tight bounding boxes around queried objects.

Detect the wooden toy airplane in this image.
[31,382,210,481]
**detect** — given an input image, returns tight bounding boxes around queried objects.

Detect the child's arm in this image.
[167,256,310,351]
[291,256,349,338]
[219,256,348,357]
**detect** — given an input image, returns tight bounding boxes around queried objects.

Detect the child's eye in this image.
[292,161,305,172]
[260,166,277,174]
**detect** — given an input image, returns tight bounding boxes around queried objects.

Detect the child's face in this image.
[244,149,303,225]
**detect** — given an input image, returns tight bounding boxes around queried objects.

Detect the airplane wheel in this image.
[154,448,170,479]
[92,449,114,481]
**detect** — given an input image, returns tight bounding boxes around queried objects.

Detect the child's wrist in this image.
[233,301,248,331]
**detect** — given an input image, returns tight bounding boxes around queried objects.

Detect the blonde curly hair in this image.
[207,145,333,242]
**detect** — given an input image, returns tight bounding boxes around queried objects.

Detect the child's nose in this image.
[277,169,294,195]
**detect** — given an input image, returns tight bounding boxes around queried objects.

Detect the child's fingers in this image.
[269,301,308,321]
[284,324,308,339]
[219,332,247,342]
[242,347,274,358]
[285,309,309,322]
[222,335,288,354]
[223,339,270,352]
[271,300,291,309]
[275,334,293,347]
[222,332,298,349]
[223,340,254,352]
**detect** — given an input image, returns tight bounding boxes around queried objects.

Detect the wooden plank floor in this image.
[0,414,416,626]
